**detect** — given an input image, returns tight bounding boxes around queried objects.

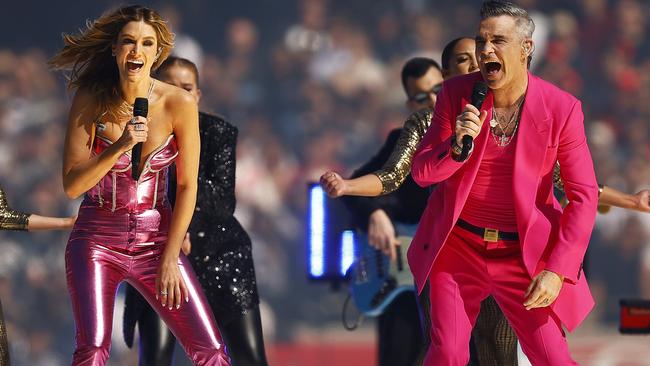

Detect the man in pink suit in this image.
[408,1,598,365]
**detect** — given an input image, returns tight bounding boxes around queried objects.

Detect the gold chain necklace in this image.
[97,80,155,133]
[111,79,156,120]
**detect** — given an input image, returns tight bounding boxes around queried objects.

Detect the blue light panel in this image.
[308,185,326,278]
[340,230,355,276]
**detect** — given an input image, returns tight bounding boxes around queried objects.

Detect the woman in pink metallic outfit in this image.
[49,5,230,365]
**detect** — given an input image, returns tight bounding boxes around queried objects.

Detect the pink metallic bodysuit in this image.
[66,135,230,365]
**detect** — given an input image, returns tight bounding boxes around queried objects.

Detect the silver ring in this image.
[130,117,138,125]
[134,124,144,131]
[160,290,168,295]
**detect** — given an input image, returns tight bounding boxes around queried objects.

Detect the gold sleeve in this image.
[0,187,29,231]
[554,163,609,213]
[553,162,564,192]
[374,109,433,195]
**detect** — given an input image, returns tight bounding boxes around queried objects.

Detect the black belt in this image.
[456,219,519,242]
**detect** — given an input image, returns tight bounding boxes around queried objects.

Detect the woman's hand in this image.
[320,171,349,198]
[633,190,650,213]
[156,253,189,310]
[181,233,192,255]
[116,116,149,153]
[368,209,399,261]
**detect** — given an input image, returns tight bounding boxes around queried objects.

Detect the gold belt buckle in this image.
[483,228,499,242]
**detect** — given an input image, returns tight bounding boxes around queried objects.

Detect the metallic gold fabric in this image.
[554,164,609,212]
[374,109,432,195]
[553,163,564,192]
[0,186,26,365]
[0,187,28,231]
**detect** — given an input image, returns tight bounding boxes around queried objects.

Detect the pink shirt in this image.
[459,131,519,232]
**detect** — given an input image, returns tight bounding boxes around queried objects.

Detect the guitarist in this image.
[340,57,466,366]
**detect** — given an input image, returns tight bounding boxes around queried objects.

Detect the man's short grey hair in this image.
[480,1,535,39]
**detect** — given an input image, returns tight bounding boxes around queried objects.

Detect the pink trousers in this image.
[423,225,577,366]
[66,206,230,366]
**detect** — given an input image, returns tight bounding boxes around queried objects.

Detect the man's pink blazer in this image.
[409,71,598,331]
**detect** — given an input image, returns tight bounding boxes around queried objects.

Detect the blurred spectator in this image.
[284,0,332,54]
[160,4,205,70]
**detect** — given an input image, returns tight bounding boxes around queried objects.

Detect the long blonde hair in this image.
[49,5,174,115]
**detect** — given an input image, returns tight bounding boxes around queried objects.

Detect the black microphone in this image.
[459,81,488,161]
[131,97,148,180]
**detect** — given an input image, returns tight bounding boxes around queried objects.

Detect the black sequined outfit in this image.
[185,112,260,322]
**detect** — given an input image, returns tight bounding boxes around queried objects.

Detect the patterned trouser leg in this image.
[416,282,431,366]
[472,295,518,366]
[0,299,9,366]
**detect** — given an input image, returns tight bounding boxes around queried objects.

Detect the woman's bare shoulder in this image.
[69,88,100,123]
[70,87,98,107]
[154,80,196,109]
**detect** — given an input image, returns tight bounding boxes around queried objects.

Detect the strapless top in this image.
[84,135,178,213]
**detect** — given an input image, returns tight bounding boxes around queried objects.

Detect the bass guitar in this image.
[347,223,417,316]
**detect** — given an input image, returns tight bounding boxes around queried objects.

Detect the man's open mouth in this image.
[484,61,502,76]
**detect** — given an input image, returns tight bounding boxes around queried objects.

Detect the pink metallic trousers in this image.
[66,203,230,366]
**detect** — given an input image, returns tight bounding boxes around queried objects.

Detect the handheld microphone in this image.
[459,81,488,161]
[131,97,148,180]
